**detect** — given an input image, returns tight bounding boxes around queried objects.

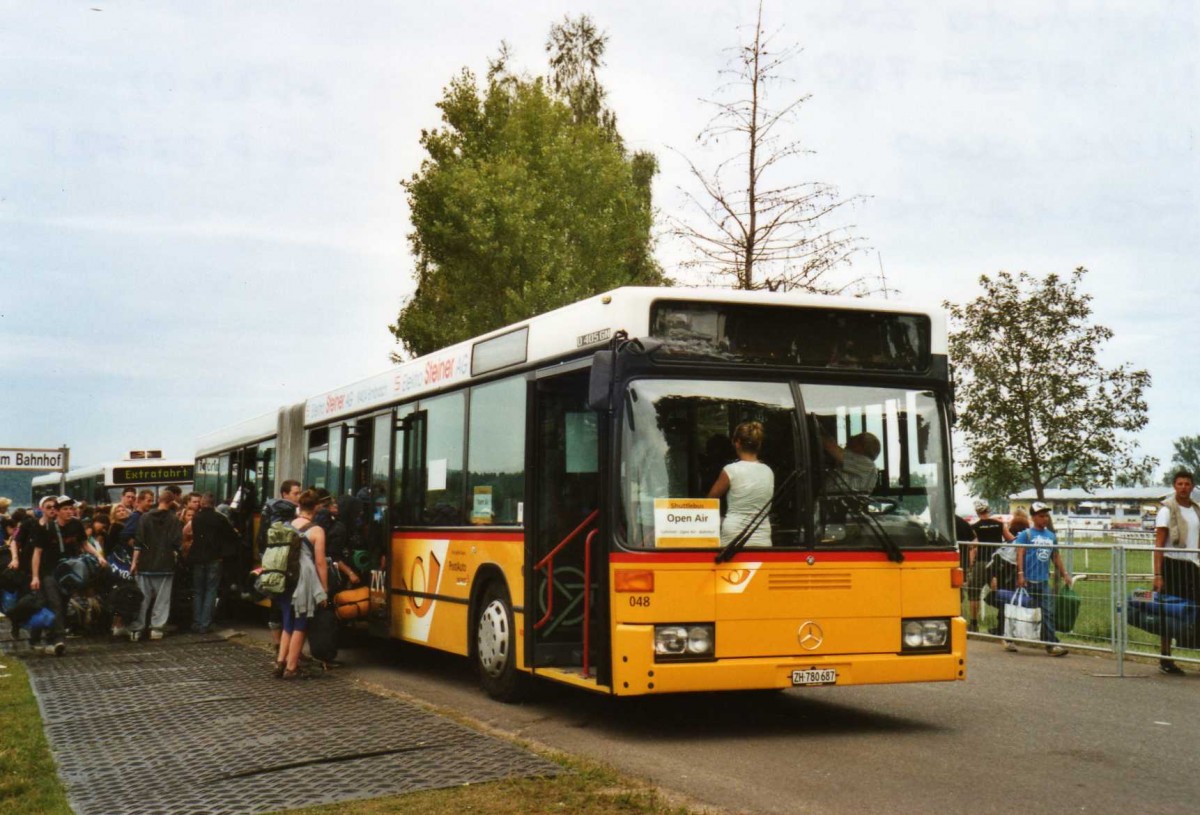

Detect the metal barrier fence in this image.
[959,533,1200,675]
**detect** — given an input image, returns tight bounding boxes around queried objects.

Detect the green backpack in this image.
[259,521,302,596]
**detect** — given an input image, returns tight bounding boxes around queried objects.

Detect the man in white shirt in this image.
[1153,470,1199,675]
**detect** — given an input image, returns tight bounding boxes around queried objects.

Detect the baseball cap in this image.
[39,495,59,509]
[1030,501,1052,515]
[56,495,75,507]
[973,499,989,514]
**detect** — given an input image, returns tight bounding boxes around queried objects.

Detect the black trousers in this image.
[38,573,67,642]
[1161,557,1200,654]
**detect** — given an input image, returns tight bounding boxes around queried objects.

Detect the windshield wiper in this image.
[823,468,904,563]
[715,468,803,563]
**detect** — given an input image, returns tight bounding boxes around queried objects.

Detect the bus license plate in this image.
[792,668,837,686]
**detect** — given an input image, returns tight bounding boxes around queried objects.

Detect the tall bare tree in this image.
[673,1,867,293]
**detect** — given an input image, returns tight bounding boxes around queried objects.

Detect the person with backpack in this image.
[259,481,301,544]
[29,496,68,656]
[274,488,328,679]
[128,491,184,641]
[258,480,301,649]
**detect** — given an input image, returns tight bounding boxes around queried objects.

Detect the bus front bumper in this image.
[610,620,967,695]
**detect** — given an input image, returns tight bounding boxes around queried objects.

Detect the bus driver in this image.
[822,431,881,495]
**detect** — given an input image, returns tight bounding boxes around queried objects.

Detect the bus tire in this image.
[475,582,524,702]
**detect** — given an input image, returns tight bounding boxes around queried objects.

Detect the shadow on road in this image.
[342,630,941,742]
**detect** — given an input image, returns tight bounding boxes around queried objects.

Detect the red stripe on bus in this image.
[609,550,957,564]
[392,530,525,542]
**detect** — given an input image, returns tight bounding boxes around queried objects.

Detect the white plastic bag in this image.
[1004,587,1042,641]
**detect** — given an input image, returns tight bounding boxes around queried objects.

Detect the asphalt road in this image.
[277,630,1199,815]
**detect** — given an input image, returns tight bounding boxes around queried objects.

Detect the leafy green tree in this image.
[1162,436,1200,484]
[545,15,659,226]
[392,29,663,359]
[1113,456,1160,488]
[946,268,1152,502]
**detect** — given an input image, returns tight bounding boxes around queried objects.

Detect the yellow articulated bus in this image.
[198,287,965,699]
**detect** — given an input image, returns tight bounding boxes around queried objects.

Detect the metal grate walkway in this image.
[23,634,559,815]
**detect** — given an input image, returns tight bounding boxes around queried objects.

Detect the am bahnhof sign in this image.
[0,447,69,471]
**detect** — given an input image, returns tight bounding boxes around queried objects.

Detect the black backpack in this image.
[308,605,338,663]
[109,581,145,623]
[6,591,44,626]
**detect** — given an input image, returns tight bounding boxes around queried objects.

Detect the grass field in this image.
[280,764,698,815]
[0,657,73,815]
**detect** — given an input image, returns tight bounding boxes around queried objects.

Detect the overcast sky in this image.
[1,1,1196,495]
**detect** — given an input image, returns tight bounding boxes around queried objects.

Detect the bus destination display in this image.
[112,464,195,485]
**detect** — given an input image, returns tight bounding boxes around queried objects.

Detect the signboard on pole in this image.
[0,447,68,472]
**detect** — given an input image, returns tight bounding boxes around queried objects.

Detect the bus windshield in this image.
[618,379,952,552]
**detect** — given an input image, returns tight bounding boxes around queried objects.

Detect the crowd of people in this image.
[959,499,1072,658]
[958,469,1200,675]
[1,481,371,671]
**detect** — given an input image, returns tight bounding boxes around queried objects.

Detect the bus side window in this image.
[467,377,526,525]
[420,392,465,526]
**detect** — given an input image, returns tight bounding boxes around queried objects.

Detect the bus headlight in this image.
[901,618,950,652]
[654,624,715,660]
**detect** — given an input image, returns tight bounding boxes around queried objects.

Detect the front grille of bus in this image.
[768,571,852,591]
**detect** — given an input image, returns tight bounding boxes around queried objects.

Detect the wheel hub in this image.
[478,599,510,677]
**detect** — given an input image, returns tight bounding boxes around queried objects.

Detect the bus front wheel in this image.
[475,582,524,702]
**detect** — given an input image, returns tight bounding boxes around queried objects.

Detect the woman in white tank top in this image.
[707,421,775,547]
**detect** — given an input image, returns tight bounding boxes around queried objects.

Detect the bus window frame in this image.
[609,370,955,554]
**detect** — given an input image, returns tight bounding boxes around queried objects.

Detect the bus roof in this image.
[31,459,194,487]
[195,409,282,459]
[31,464,104,486]
[300,286,948,427]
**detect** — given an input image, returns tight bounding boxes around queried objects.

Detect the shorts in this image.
[279,596,309,635]
[965,558,990,600]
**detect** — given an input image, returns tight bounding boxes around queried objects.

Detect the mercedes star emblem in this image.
[798,621,824,650]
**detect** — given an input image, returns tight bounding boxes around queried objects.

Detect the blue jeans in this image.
[191,560,221,632]
[1027,580,1058,644]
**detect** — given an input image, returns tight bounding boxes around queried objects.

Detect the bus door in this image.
[351,412,396,637]
[528,368,606,676]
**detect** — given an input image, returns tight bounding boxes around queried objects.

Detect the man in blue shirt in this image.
[1014,501,1073,656]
